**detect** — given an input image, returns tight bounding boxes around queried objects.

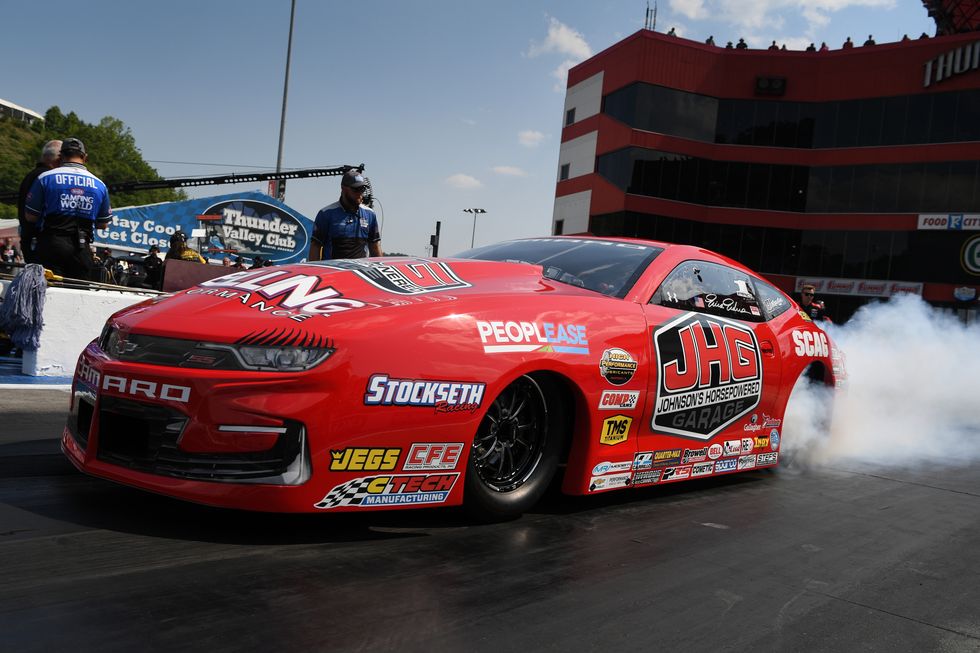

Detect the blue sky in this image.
[3,0,934,257]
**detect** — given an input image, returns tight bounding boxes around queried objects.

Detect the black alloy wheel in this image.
[465,374,565,521]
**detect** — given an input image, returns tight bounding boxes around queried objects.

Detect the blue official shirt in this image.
[25,162,111,234]
[312,200,380,259]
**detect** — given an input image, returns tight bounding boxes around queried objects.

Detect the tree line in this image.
[0,107,185,219]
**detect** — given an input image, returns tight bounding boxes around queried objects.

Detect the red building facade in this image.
[554,29,980,322]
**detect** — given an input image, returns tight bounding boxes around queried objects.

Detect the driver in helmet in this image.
[164,230,206,263]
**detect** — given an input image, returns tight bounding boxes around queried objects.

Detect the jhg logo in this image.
[600,415,632,445]
[652,313,762,440]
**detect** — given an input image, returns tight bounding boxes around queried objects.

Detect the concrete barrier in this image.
[0,280,152,377]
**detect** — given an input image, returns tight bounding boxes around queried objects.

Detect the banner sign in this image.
[94,191,313,264]
[795,277,923,297]
[917,214,980,231]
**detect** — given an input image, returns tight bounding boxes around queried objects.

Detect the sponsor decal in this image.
[197,269,372,321]
[589,472,632,492]
[652,313,762,440]
[757,452,779,465]
[600,415,633,445]
[707,443,723,460]
[798,310,812,322]
[98,373,190,403]
[714,458,738,473]
[592,460,634,475]
[314,473,459,509]
[762,414,781,428]
[633,469,662,485]
[954,286,977,302]
[599,348,638,385]
[923,42,980,88]
[741,438,755,454]
[918,214,980,230]
[682,447,708,464]
[633,452,654,470]
[317,259,471,295]
[652,448,683,466]
[476,320,589,354]
[724,440,742,456]
[364,374,485,413]
[692,461,714,477]
[964,235,980,276]
[796,277,923,297]
[793,330,830,358]
[330,448,401,472]
[743,413,762,432]
[661,466,692,482]
[403,443,464,471]
[202,199,307,260]
[737,454,757,470]
[599,390,640,411]
[770,430,780,450]
[753,435,770,450]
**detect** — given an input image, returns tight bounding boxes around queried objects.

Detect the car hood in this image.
[109,257,589,342]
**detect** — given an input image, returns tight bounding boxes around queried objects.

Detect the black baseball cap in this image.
[341,170,368,189]
[61,138,86,156]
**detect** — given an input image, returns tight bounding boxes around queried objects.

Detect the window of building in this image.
[554,219,564,235]
[565,108,576,126]
[559,163,570,181]
[603,82,978,150]
[595,147,980,215]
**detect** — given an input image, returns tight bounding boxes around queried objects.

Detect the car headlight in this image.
[235,345,333,372]
[98,326,334,372]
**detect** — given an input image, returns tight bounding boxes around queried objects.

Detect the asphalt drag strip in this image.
[1,388,978,652]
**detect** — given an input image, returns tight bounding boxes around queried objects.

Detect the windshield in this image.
[455,238,662,298]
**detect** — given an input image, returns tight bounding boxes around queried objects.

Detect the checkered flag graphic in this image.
[314,476,376,509]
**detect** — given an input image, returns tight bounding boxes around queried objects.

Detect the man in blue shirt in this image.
[309,170,382,260]
[24,138,111,279]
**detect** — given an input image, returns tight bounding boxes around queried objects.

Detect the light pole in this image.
[463,208,486,248]
[273,0,296,200]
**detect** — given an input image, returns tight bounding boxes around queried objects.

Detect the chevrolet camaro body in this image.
[62,237,844,518]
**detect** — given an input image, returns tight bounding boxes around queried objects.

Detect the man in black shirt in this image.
[143,245,163,289]
[17,140,61,263]
[799,284,830,322]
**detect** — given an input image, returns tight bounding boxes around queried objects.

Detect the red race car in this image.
[63,237,844,520]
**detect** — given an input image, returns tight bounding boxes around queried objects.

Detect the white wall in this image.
[558,131,599,182]
[552,190,592,235]
[1,280,152,377]
[563,72,603,124]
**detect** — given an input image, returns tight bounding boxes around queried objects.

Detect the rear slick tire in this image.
[464,374,565,522]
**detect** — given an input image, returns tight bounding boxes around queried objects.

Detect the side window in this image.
[650,261,705,311]
[651,260,764,322]
[753,278,792,320]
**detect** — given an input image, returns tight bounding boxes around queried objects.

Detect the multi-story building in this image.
[0,98,43,126]
[554,28,980,322]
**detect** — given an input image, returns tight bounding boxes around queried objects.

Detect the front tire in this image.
[464,374,565,521]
